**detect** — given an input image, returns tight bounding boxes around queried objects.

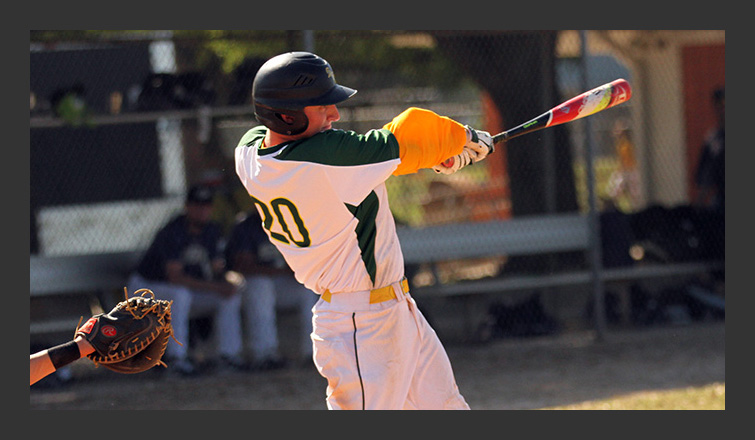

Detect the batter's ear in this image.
[279,113,296,124]
[254,105,309,135]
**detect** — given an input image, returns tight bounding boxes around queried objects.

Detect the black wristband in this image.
[47,340,81,370]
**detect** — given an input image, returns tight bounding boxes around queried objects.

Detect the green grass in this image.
[542,383,725,410]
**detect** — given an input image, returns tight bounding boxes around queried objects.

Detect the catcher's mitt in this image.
[75,287,179,374]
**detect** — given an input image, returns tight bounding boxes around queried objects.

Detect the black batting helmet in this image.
[252,52,357,135]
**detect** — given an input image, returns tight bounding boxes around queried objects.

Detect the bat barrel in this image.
[489,78,631,145]
[549,78,632,126]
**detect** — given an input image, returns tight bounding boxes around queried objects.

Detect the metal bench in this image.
[397,213,723,335]
[30,213,723,339]
[398,213,591,263]
[30,251,142,336]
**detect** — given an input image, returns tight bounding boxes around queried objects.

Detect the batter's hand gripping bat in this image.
[442,78,632,167]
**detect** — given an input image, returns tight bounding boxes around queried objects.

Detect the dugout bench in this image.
[30,251,142,340]
[397,212,724,338]
[29,250,312,346]
[30,213,723,342]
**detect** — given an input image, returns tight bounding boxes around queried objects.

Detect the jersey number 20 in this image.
[250,196,311,247]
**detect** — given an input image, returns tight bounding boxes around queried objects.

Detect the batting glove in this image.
[432,148,477,174]
[432,126,494,174]
[464,125,495,162]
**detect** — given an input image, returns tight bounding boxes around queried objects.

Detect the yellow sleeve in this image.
[382,107,467,176]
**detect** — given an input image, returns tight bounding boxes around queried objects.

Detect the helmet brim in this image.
[313,84,357,106]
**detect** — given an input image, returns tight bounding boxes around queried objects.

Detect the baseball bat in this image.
[442,78,632,167]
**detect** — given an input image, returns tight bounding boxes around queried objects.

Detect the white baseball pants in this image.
[311,279,469,410]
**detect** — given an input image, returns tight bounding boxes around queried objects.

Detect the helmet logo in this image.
[325,66,335,81]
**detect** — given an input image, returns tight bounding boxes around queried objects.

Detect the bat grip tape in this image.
[47,340,81,370]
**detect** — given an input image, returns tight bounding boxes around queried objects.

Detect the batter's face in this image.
[302,104,340,136]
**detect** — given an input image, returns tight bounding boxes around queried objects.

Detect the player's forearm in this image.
[29,337,92,386]
[166,270,229,295]
[230,252,292,277]
[30,350,56,385]
[383,107,467,175]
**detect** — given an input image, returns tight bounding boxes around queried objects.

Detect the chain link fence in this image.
[30,30,724,339]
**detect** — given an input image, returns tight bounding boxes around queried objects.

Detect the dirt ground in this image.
[30,316,725,410]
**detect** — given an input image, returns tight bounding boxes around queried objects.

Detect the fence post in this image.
[581,30,607,341]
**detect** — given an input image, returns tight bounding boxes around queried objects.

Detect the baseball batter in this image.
[234,52,493,410]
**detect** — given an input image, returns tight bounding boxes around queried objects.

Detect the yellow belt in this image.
[321,278,410,304]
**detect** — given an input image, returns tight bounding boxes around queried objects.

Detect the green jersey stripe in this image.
[345,191,380,284]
